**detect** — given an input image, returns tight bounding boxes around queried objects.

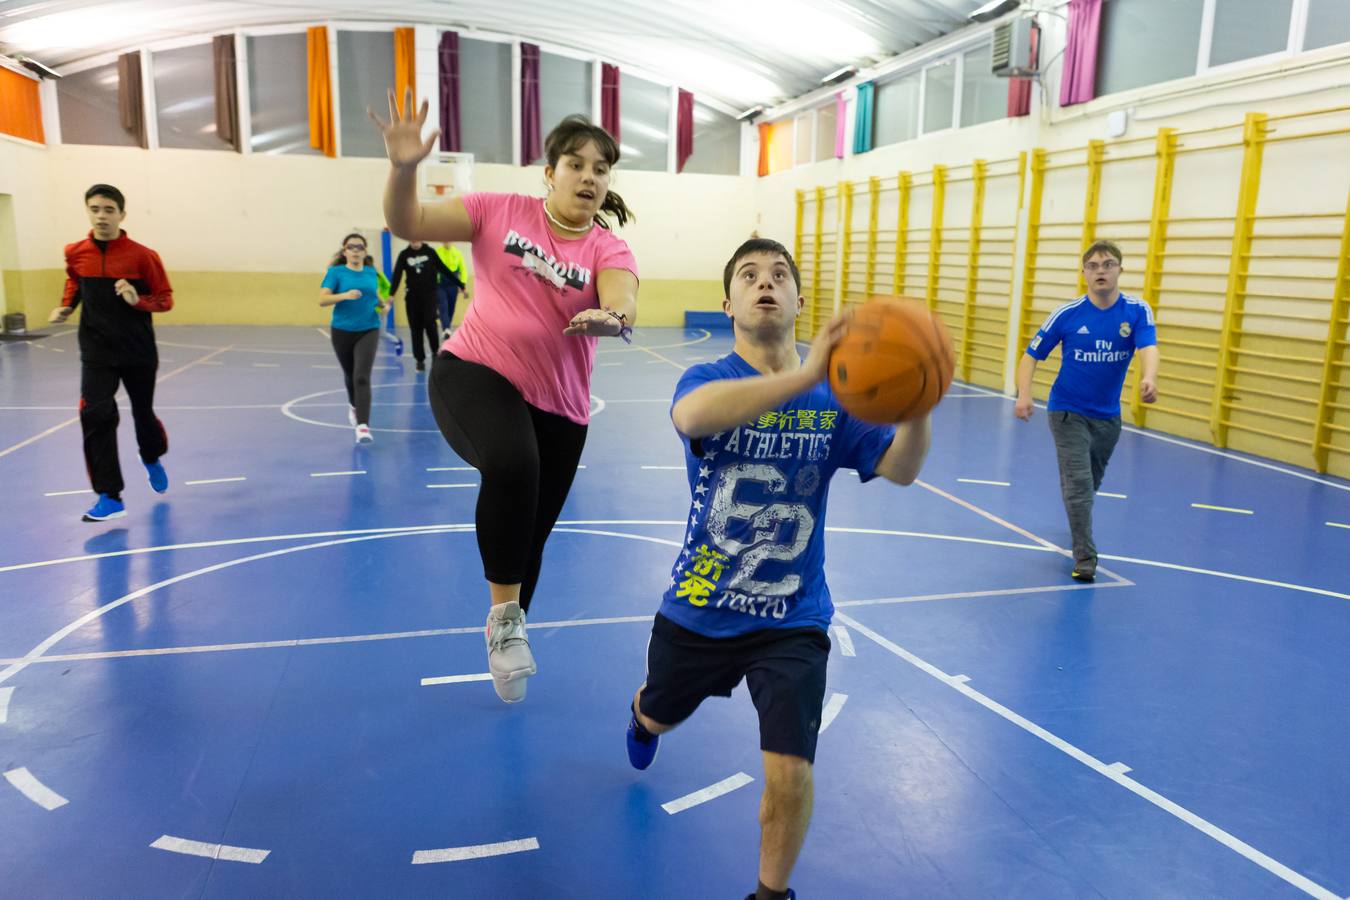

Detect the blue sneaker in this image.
[626,705,659,770]
[83,494,125,522]
[145,459,168,493]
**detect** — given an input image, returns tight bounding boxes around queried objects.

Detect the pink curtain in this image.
[1007,21,1040,117]
[834,91,846,158]
[438,31,461,152]
[601,63,620,140]
[1059,0,1102,107]
[520,42,541,164]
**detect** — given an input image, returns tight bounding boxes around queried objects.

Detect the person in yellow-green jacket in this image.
[434,242,471,338]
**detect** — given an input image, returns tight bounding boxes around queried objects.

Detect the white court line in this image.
[598,362,622,366]
[43,489,89,497]
[150,835,270,864]
[200,361,225,366]
[185,477,246,486]
[426,466,475,472]
[310,470,367,478]
[662,773,754,814]
[834,580,1131,609]
[1098,491,1128,499]
[1329,521,1350,530]
[835,612,1342,900]
[958,478,1011,486]
[1095,553,1350,601]
[1107,762,1133,775]
[819,692,848,733]
[641,465,685,470]
[427,483,476,489]
[421,673,493,686]
[0,686,11,722]
[251,362,280,368]
[412,838,539,864]
[311,364,340,369]
[1192,503,1254,515]
[317,327,330,339]
[3,767,68,810]
[645,359,667,364]
[831,625,856,656]
[955,380,1350,493]
[951,674,972,684]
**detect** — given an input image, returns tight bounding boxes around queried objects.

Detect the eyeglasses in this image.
[1084,260,1120,272]
[344,244,367,251]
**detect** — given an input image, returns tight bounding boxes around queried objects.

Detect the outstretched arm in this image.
[372,88,475,244]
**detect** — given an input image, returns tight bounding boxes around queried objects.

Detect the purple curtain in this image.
[1059,0,1102,107]
[834,91,846,158]
[1007,21,1040,117]
[520,42,541,165]
[438,31,461,152]
[600,63,620,140]
[675,89,694,172]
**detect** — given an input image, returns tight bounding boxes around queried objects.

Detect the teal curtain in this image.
[852,81,875,154]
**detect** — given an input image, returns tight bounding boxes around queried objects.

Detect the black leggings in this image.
[427,352,588,613]
[330,327,378,425]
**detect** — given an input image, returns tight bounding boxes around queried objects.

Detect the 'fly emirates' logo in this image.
[503,230,592,292]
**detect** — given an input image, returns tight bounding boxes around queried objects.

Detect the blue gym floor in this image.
[1,325,1347,899]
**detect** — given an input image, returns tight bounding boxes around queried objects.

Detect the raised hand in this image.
[368,87,439,170]
[802,310,850,384]
[563,308,623,338]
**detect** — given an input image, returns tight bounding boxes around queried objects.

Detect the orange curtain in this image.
[757,122,771,177]
[394,27,416,113]
[306,26,336,157]
[0,66,44,144]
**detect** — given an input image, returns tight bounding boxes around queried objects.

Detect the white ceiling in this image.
[0,0,987,108]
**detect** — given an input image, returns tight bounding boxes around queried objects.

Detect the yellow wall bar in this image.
[1133,127,1177,426]
[866,176,880,297]
[793,189,804,268]
[1077,139,1105,296]
[961,159,987,382]
[893,171,911,296]
[811,186,824,338]
[1015,149,1048,353]
[1312,186,1350,472]
[1211,112,1268,448]
[927,164,947,310]
[839,180,854,309]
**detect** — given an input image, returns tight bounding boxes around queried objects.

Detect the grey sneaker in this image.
[485,601,536,703]
[1071,558,1097,583]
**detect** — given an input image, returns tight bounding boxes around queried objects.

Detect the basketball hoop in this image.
[420,151,474,202]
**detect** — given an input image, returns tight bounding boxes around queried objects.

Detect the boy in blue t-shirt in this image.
[1014,240,1159,581]
[625,239,932,900]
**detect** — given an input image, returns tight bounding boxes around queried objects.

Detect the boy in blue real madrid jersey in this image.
[624,239,932,900]
[1014,240,1159,582]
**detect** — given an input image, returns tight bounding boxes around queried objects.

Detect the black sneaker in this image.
[1071,561,1096,582]
[415,359,426,371]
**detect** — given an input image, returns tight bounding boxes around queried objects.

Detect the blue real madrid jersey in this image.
[1025,293,1157,419]
[658,352,896,638]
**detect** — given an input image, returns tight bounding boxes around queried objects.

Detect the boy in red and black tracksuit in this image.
[50,184,174,522]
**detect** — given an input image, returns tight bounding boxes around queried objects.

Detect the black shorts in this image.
[638,613,831,764]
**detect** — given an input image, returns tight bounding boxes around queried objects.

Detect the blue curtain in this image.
[852,81,875,155]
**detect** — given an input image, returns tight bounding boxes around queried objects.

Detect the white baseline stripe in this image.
[421,673,493,686]
[834,580,1131,610]
[1098,491,1128,499]
[251,362,280,368]
[819,692,848,733]
[310,470,366,478]
[412,838,539,864]
[1328,521,1350,530]
[0,686,11,722]
[1192,503,1253,515]
[958,478,1011,486]
[641,465,686,470]
[43,489,89,497]
[426,466,475,472]
[831,625,856,656]
[4,768,68,810]
[151,835,270,864]
[427,483,476,489]
[185,477,246,486]
[662,773,754,814]
[834,612,1341,900]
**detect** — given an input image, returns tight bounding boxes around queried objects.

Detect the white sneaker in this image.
[485,601,536,703]
[355,424,373,443]
[348,406,357,427]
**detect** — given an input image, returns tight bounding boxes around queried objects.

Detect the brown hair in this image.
[330,232,372,268]
[1082,240,1123,265]
[544,115,634,229]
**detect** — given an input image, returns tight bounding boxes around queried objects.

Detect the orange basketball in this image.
[828,296,955,424]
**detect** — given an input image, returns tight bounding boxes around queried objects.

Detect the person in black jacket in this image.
[389,240,459,370]
[49,184,174,523]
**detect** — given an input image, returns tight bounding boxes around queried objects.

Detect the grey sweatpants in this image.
[1047,410,1122,566]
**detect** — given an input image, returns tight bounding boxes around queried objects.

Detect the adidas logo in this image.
[1077,325,1090,334]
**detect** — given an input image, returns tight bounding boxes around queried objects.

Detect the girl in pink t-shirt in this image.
[375,96,639,704]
